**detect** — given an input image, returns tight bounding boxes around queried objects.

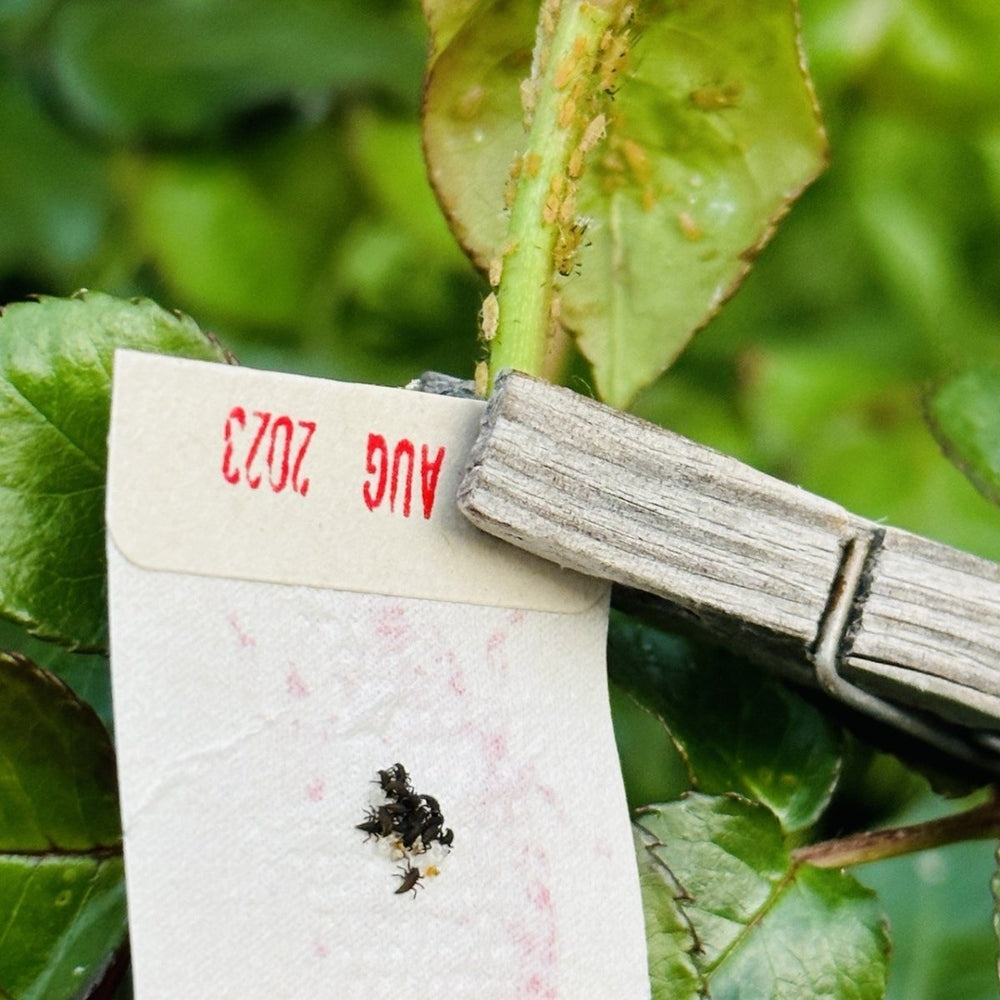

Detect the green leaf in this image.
[608,615,841,833]
[422,0,827,405]
[0,618,112,734]
[0,291,231,650]
[44,0,426,139]
[0,652,125,1000]
[609,682,690,811]
[632,827,704,1000]
[635,794,890,1000]
[925,368,1000,509]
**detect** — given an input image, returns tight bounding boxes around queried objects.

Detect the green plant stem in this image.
[792,788,1000,869]
[488,0,622,391]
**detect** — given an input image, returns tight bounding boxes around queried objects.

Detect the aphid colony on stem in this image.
[356,763,453,898]
[484,2,635,371]
[480,0,636,396]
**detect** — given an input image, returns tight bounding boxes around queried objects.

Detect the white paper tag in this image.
[106,351,649,999]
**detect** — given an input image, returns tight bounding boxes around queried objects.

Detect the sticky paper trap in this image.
[106,351,649,999]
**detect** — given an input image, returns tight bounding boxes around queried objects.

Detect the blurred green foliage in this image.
[0,0,481,387]
[2,1,999,996]
[1,0,997,557]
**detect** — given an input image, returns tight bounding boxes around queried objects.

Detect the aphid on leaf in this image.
[455,83,486,120]
[554,218,590,277]
[558,189,578,225]
[553,52,578,91]
[598,32,630,93]
[677,211,702,241]
[690,82,742,111]
[558,96,576,129]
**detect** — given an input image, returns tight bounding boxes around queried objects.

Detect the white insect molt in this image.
[580,113,607,154]
[488,256,503,288]
[519,77,538,122]
[474,360,489,398]
[480,292,500,342]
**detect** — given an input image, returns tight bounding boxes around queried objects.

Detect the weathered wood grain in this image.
[458,370,1000,754]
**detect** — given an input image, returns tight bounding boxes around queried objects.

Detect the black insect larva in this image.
[355,817,382,841]
[359,763,453,895]
[394,863,423,899]
[375,762,412,798]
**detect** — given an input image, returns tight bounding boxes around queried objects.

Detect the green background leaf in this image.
[635,793,889,999]
[0,292,231,650]
[993,845,1000,992]
[0,68,110,286]
[925,368,1000,509]
[42,0,425,139]
[423,0,827,405]
[609,614,841,832]
[0,652,124,1000]
[858,792,1000,1000]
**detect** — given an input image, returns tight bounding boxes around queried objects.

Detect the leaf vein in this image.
[0,376,103,476]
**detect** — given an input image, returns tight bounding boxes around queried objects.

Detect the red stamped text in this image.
[222,407,316,496]
[363,433,446,519]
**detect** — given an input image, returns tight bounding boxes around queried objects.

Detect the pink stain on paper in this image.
[486,628,508,673]
[485,610,525,675]
[508,851,558,998]
[376,602,410,645]
[438,647,466,695]
[286,667,309,698]
[486,731,508,764]
[305,779,325,802]
[470,718,562,997]
[228,612,256,649]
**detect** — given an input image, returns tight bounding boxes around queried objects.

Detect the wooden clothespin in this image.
[457,371,1000,774]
